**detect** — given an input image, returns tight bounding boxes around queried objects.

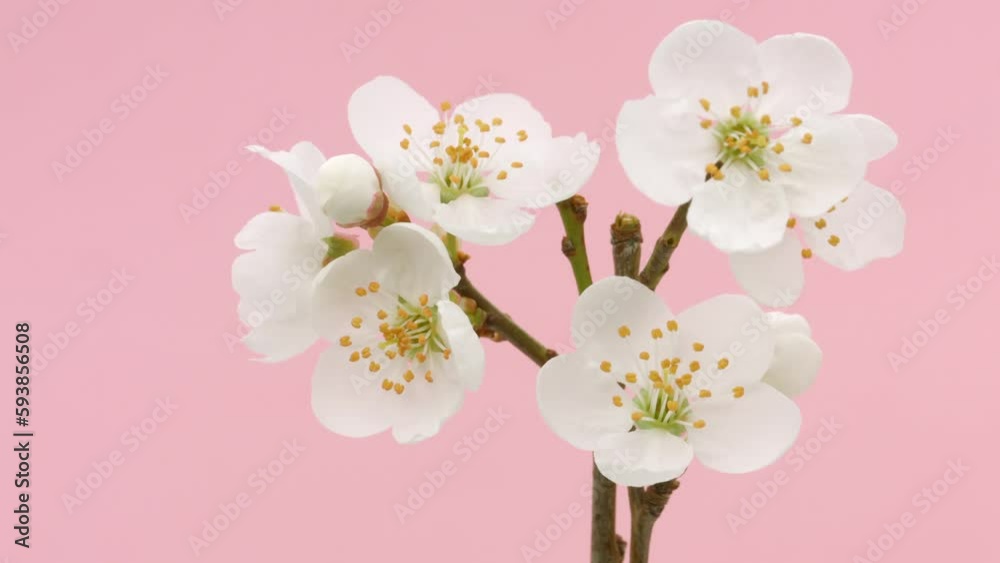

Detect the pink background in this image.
[2,0,996,561]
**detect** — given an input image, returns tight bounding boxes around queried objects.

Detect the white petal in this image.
[453,93,553,142]
[676,294,773,393]
[372,223,459,300]
[762,332,822,398]
[348,76,439,166]
[570,277,674,361]
[311,346,393,438]
[595,430,693,487]
[688,176,790,253]
[234,211,315,251]
[494,134,600,208]
[842,114,897,162]
[434,196,536,246]
[616,96,717,206]
[766,311,811,337]
[801,181,905,271]
[379,169,441,222]
[757,33,852,119]
[537,353,635,451]
[389,374,465,444]
[247,142,328,230]
[436,300,486,391]
[689,383,801,473]
[240,310,317,362]
[777,114,867,217]
[310,247,396,342]
[729,231,805,307]
[648,20,761,109]
[315,154,382,225]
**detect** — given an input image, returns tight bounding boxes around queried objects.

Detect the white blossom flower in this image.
[310,223,485,443]
[762,312,822,397]
[537,277,801,486]
[232,142,359,361]
[617,20,890,254]
[348,76,599,245]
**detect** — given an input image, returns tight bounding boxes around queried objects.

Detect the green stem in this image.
[445,233,461,264]
[557,196,594,293]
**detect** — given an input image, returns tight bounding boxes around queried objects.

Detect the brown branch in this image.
[454,265,556,367]
[637,202,689,290]
[628,480,680,563]
[558,195,594,294]
[592,462,627,563]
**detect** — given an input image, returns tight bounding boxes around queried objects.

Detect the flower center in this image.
[698,82,813,183]
[398,101,530,203]
[341,284,453,396]
[599,320,747,438]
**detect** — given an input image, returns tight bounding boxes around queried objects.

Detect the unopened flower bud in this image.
[315,154,385,226]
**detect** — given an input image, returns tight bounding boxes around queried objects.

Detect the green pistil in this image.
[714,114,771,169]
[435,163,490,203]
[632,386,691,436]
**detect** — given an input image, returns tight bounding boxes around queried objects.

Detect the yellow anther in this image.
[612,396,624,407]
[717,358,730,370]
[618,325,631,338]
[517,130,528,141]
[801,133,813,144]
[268,205,283,212]
[403,370,415,382]
[403,124,412,135]
[386,350,398,360]
[700,119,713,129]
[496,170,508,180]
[705,163,719,175]
[667,400,679,412]
[449,174,462,185]
[369,361,381,373]
[430,140,441,148]
[425,371,434,382]
[400,139,410,150]
[511,161,524,168]
[778,163,792,173]
[433,121,446,135]
[801,248,813,259]
[377,310,388,320]
[625,373,638,383]
[368,281,380,293]
[477,150,490,158]
[761,114,772,125]
[443,349,452,360]
[600,361,612,373]
[356,287,368,297]
[349,351,361,363]
[381,379,393,391]
[747,86,759,97]
[680,373,693,385]
[351,317,363,329]
[631,412,644,422]
[339,336,352,347]
[361,347,372,359]
[667,320,679,332]
[786,218,797,228]
[393,382,405,395]
[453,114,465,125]
[495,136,507,144]
[651,328,664,339]
[730,106,742,118]
[440,101,452,111]
[649,371,663,383]
[828,235,841,247]
[732,386,745,398]
[758,169,770,181]
[815,218,827,229]
[416,352,428,363]
[637,352,649,362]
[693,342,704,352]
[712,170,725,181]
[828,205,837,213]
[660,359,671,369]
[419,294,429,306]
[699,389,712,398]
[492,117,503,126]
[699,98,711,111]
[693,420,706,429]
[762,81,770,94]
[790,117,803,126]
[477,122,491,132]
[772,143,785,154]
[432,157,444,166]
[689,361,700,372]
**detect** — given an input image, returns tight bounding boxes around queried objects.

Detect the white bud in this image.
[315,154,382,226]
